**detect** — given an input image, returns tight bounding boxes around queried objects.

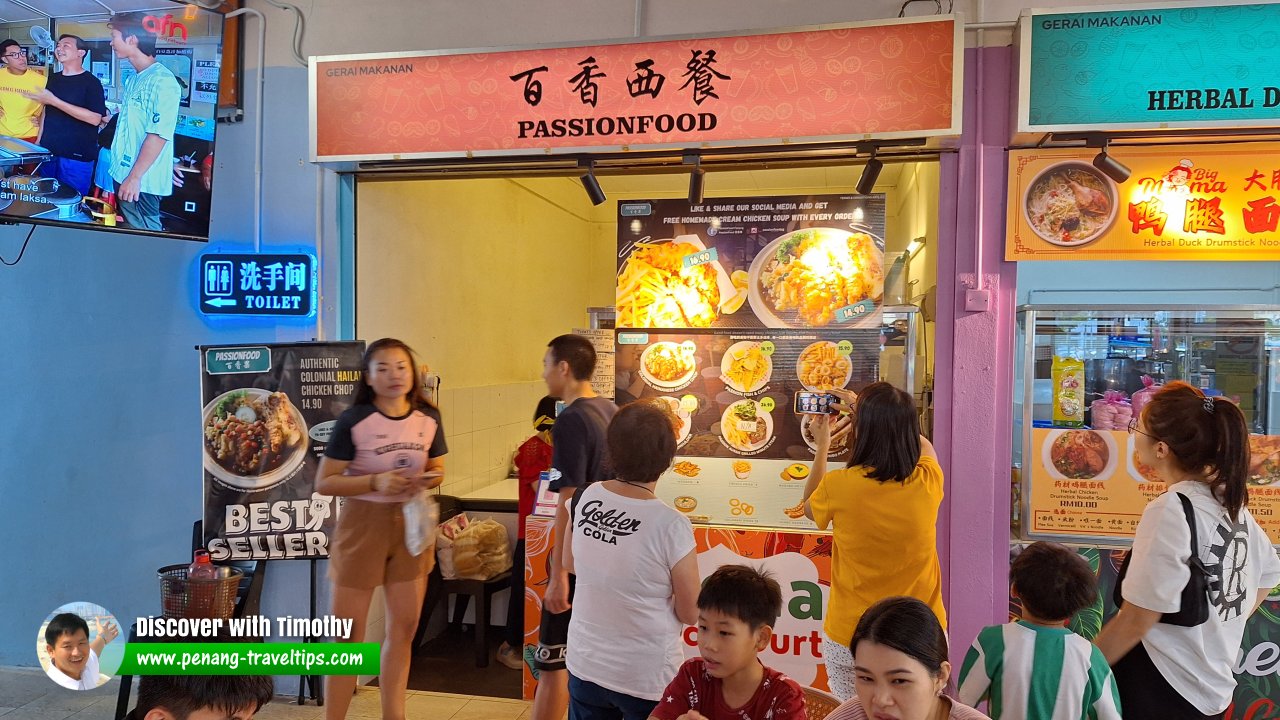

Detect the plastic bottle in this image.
[187,550,217,618]
[188,550,216,580]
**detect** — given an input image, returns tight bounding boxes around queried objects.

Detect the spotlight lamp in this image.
[686,154,705,205]
[579,161,606,206]
[1092,142,1131,183]
[856,151,883,195]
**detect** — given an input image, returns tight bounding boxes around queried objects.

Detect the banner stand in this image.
[298,558,324,705]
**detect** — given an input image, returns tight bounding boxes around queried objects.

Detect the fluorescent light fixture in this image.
[905,237,925,259]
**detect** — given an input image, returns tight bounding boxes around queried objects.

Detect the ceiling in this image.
[0,0,183,22]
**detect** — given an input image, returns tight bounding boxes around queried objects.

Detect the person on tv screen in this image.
[107,12,180,231]
[0,38,46,170]
[24,35,107,196]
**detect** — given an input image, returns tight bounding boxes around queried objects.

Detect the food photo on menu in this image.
[616,331,877,462]
[616,194,887,331]
[616,326,879,528]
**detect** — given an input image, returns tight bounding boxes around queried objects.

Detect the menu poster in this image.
[617,330,878,528]
[200,342,366,560]
[616,194,887,330]
[616,330,878,461]
[573,327,615,400]
[1026,428,1280,543]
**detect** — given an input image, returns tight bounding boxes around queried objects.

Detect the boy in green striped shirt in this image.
[957,542,1121,720]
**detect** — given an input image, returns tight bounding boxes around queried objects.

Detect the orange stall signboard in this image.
[311,18,960,162]
[1007,143,1280,261]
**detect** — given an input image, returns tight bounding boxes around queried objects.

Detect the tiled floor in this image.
[0,667,530,720]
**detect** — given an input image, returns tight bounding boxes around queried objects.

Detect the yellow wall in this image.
[356,176,613,388]
[358,163,941,391]
[886,162,939,390]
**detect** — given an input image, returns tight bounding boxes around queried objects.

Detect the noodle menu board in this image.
[1027,428,1280,543]
[1008,143,1280,261]
[617,195,886,528]
[200,342,366,560]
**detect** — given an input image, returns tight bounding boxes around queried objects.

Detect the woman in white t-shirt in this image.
[564,401,701,720]
[1095,382,1280,719]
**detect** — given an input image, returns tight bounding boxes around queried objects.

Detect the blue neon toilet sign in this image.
[199,253,316,316]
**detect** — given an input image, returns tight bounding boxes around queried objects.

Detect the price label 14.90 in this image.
[836,300,876,323]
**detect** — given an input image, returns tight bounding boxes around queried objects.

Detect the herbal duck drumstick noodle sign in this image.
[200,342,365,560]
[1008,144,1280,261]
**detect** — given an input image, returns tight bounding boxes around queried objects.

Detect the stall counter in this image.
[520,516,834,700]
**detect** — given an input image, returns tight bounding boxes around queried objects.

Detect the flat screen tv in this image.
[0,1,226,240]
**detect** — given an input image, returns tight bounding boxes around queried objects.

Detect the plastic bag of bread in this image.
[435,513,471,579]
[439,517,512,580]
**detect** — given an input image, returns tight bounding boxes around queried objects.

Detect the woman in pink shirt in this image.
[317,338,448,720]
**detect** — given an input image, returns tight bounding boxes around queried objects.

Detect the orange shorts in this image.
[328,498,434,589]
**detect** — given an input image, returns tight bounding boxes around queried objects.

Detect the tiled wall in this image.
[434,381,548,497]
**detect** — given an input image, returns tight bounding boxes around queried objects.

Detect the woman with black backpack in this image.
[1096,382,1280,719]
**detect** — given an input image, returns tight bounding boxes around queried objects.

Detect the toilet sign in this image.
[199,253,316,317]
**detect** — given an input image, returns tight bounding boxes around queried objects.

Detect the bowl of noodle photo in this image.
[1023,161,1118,248]
[203,388,309,491]
[1041,429,1117,482]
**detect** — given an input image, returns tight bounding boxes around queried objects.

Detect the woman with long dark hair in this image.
[827,597,990,720]
[316,338,448,720]
[1095,382,1280,719]
[802,382,945,700]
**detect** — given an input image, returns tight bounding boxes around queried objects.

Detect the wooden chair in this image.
[113,521,268,720]
[415,495,513,668]
[802,686,843,720]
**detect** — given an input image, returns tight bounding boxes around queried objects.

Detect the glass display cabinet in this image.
[1013,305,1280,544]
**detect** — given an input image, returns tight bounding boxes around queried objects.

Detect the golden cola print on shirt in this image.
[576,498,644,545]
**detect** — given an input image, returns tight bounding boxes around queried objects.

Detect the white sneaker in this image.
[496,643,523,671]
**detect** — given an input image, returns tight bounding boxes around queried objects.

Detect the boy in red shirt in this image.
[496,396,557,671]
[651,565,806,720]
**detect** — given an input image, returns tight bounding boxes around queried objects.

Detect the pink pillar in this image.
[933,46,1019,663]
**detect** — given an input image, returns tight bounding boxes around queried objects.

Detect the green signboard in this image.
[1018,2,1280,135]
[204,347,272,375]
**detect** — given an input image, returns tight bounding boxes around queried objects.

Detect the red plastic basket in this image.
[157,564,243,619]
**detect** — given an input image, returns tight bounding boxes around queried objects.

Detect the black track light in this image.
[579,161,605,206]
[685,154,704,205]
[1092,144,1131,183]
[688,167,705,205]
[856,152,883,195]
